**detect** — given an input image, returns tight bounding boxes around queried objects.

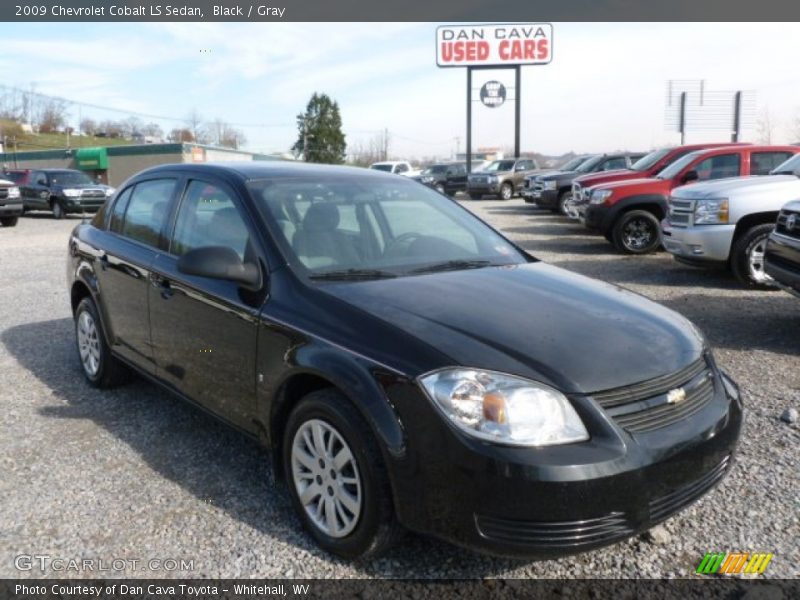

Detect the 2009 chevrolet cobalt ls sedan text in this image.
[67,162,742,559]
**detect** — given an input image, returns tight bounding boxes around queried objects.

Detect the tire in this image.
[730,223,777,289]
[557,191,573,216]
[283,388,401,560]
[499,182,513,201]
[434,183,445,195]
[0,216,19,227]
[52,200,65,220]
[611,210,662,254]
[74,297,130,388]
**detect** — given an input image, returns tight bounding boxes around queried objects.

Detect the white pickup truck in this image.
[662,153,800,288]
[369,161,421,177]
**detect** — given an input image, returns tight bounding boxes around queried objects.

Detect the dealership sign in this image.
[436,23,552,67]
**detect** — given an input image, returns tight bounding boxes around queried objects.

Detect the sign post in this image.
[436,23,552,172]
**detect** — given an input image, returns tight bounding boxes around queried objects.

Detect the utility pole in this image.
[383,128,389,161]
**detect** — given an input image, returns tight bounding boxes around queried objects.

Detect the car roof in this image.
[131,161,413,182]
[682,144,800,160]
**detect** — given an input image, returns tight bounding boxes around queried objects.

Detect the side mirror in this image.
[681,170,699,184]
[177,246,262,290]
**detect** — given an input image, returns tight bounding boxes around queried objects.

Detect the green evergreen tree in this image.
[292,93,346,164]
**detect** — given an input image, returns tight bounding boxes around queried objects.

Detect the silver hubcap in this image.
[501,185,512,199]
[291,419,362,538]
[77,311,101,377]
[560,193,573,214]
[748,235,773,284]
[623,218,655,251]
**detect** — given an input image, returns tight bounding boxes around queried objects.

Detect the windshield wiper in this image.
[409,259,493,274]
[309,268,398,281]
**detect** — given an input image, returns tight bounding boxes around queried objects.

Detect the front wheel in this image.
[558,191,573,216]
[52,200,65,219]
[434,183,445,195]
[611,210,662,254]
[0,216,19,227]
[499,182,513,201]
[730,223,777,289]
[283,389,401,559]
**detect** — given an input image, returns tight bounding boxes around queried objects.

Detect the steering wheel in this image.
[384,232,423,258]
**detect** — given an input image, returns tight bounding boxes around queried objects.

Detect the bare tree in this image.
[141,122,164,138]
[36,98,69,133]
[168,127,195,143]
[755,107,774,144]
[789,111,800,143]
[185,109,210,144]
[79,117,97,135]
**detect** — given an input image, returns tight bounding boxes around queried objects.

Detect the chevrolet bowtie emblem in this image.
[667,388,687,404]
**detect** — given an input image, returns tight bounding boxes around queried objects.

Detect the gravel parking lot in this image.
[1,201,798,580]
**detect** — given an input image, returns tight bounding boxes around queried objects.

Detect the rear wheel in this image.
[74,297,130,388]
[283,388,401,559]
[52,200,65,219]
[611,210,662,254]
[499,182,513,200]
[0,216,19,227]
[730,223,777,289]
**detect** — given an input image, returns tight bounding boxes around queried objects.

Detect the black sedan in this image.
[67,162,741,559]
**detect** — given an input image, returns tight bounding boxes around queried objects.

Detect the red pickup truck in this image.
[582,145,800,253]
[569,143,748,217]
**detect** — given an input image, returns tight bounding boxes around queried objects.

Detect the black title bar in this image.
[4,0,800,21]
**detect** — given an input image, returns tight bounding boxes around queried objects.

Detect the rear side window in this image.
[693,154,741,181]
[751,151,794,176]
[601,157,628,170]
[119,179,176,247]
[109,187,133,233]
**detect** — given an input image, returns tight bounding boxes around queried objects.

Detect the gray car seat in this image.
[292,203,360,268]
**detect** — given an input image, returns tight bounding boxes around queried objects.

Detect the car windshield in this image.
[770,154,800,176]
[656,151,703,179]
[248,174,526,279]
[631,148,671,172]
[422,165,448,175]
[49,171,95,186]
[559,156,588,171]
[575,156,603,173]
[370,164,394,172]
[483,160,516,172]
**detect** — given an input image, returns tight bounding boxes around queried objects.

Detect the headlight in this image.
[419,368,589,447]
[62,189,80,197]
[488,175,499,183]
[694,198,729,224]
[590,189,613,204]
[104,187,115,197]
[7,186,20,199]
[544,180,557,190]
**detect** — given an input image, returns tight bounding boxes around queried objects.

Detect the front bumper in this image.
[387,371,742,559]
[534,189,559,208]
[583,203,611,231]
[661,220,735,264]
[765,233,800,297]
[62,197,106,213]
[467,181,501,195]
[0,202,23,217]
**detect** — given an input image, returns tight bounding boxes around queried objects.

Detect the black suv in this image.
[8,168,113,219]
[765,199,800,297]
[67,161,741,561]
[413,162,467,195]
[527,152,646,215]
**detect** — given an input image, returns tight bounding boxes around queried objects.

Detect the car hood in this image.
[470,170,510,176]
[320,263,703,394]
[539,170,579,182]
[575,169,637,186]
[671,174,800,199]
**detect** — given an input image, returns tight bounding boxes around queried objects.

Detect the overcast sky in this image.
[1,22,799,158]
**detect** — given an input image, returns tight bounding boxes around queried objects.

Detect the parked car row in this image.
[0,168,115,224]
[525,142,800,292]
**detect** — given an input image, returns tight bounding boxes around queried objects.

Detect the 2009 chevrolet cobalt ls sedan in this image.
[67,162,742,559]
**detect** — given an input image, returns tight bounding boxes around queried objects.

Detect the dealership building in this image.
[0,142,283,186]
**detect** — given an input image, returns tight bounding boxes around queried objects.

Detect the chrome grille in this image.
[668,197,694,228]
[81,189,106,199]
[591,358,716,433]
[775,209,800,240]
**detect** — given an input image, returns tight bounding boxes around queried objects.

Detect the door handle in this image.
[150,274,174,299]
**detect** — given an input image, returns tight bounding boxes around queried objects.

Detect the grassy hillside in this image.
[3,131,137,152]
